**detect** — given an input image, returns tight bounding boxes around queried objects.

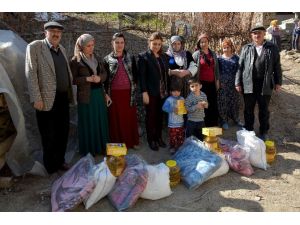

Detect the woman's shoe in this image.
[149,141,159,151]
[157,139,167,148]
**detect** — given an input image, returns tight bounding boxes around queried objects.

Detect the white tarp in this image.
[0,30,46,176]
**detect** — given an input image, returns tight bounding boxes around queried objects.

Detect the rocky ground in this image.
[0,50,300,214]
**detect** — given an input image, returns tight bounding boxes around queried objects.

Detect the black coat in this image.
[138,49,169,97]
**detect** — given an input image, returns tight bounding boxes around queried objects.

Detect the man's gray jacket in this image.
[235,41,282,95]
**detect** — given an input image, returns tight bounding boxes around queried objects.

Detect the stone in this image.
[285,55,293,60]
[287,51,295,55]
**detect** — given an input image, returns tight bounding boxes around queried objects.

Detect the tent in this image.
[0,30,47,176]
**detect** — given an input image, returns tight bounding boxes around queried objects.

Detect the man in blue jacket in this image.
[235,24,282,141]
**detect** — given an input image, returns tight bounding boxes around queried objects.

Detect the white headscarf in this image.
[166,35,188,69]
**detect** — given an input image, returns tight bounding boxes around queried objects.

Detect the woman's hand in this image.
[86,76,94,82]
[105,94,112,107]
[169,69,180,77]
[216,80,220,91]
[142,92,149,105]
[178,69,191,78]
[92,75,101,83]
[235,85,242,93]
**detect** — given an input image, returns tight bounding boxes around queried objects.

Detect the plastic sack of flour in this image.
[84,159,116,209]
[236,130,267,170]
[140,163,172,200]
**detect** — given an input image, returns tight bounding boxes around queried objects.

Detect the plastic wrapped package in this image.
[208,154,229,180]
[172,136,222,190]
[219,138,254,176]
[218,138,238,152]
[236,130,267,170]
[140,163,172,200]
[224,145,254,176]
[108,154,148,211]
[51,154,95,212]
[83,159,117,209]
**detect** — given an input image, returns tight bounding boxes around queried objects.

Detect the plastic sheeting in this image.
[0,30,45,176]
[108,154,148,211]
[172,136,222,190]
[51,154,95,212]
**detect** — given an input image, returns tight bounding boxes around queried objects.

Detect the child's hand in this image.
[196,102,203,109]
[201,101,208,108]
[174,107,179,114]
[197,101,207,109]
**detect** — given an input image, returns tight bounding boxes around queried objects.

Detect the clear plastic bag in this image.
[108,154,148,211]
[172,136,222,190]
[236,130,267,170]
[219,138,254,176]
[51,154,95,212]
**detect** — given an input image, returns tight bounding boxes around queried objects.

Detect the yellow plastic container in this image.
[166,160,180,187]
[106,143,127,156]
[202,127,222,153]
[204,136,221,153]
[106,155,126,177]
[106,143,127,177]
[202,127,222,136]
[265,140,276,164]
[177,99,187,115]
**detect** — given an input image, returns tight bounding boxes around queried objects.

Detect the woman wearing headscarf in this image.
[266,20,282,51]
[166,35,197,98]
[103,32,139,149]
[192,33,220,127]
[70,33,109,156]
[138,32,169,151]
[217,39,242,130]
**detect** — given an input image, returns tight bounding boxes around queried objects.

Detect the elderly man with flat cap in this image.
[235,23,282,141]
[25,21,74,174]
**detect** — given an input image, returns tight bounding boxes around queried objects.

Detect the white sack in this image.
[208,154,229,179]
[237,130,267,170]
[84,159,116,209]
[140,163,172,200]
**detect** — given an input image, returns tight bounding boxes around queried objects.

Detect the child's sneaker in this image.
[222,122,229,130]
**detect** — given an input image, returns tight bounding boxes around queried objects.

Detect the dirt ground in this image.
[0,53,299,213]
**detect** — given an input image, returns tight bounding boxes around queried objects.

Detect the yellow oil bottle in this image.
[166,160,181,187]
[265,140,276,164]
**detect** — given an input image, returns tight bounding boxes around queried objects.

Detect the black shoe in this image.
[149,141,159,151]
[157,139,167,148]
[259,133,269,141]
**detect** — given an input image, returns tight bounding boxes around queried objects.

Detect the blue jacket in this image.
[162,96,184,128]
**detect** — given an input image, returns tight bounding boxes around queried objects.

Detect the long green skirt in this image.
[78,88,109,156]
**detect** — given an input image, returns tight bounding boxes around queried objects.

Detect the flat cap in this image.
[44,21,64,30]
[250,23,266,33]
